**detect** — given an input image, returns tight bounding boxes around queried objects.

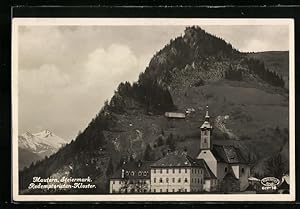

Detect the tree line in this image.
[245,58,285,88]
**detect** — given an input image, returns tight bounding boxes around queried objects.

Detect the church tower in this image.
[200,105,213,150]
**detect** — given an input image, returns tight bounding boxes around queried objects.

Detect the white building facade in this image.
[150,152,205,193]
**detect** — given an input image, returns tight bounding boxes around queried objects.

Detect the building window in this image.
[153,189,156,192]
[198,178,200,183]
[173,168,175,173]
[166,178,169,183]
[172,189,175,192]
[241,167,245,173]
[179,168,181,173]
[185,189,187,192]
[191,178,193,183]
[200,169,202,174]
[154,178,156,183]
[185,168,187,173]
[160,189,162,193]
[225,167,228,172]
[159,178,163,183]
[178,178,181,183]
[166,189,168,192]
[191,169,193,174]
[160,169,162,174]
[112,181,115,184]
[172,178,175,183]
[154,169,156,174]
[112,189,115,193]
[184,178,188,183]
[166,169,169,174]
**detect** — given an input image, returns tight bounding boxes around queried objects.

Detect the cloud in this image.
[19,64,70,95]
[84,44,148,87]
[18,43,150,140]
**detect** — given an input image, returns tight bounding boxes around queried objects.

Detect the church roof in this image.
[151,151,201,167]
[195,159,217,179]
[211,145,248,164]
[111,160,154,180]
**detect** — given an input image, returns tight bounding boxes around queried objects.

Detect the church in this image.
[109,106,250,193]
[196,106,250,192]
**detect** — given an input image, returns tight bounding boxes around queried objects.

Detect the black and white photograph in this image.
[12,18,295,201]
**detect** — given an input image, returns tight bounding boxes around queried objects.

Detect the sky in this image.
[17,24,290,140]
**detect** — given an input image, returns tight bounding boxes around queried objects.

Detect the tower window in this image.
[241,168,245,173]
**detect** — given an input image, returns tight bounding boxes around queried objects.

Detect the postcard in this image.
[12,18,295,201]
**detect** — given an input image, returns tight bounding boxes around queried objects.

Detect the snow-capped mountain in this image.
[19,130,67,169]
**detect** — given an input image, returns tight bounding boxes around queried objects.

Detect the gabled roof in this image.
[111,161,154,180]
[211,145,248,164]
[151,151,200,167]
[195,159,217,179]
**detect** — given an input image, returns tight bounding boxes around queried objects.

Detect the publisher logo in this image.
[260,177,280,190]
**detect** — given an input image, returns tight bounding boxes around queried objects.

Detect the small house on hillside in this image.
[165,112,186,119]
